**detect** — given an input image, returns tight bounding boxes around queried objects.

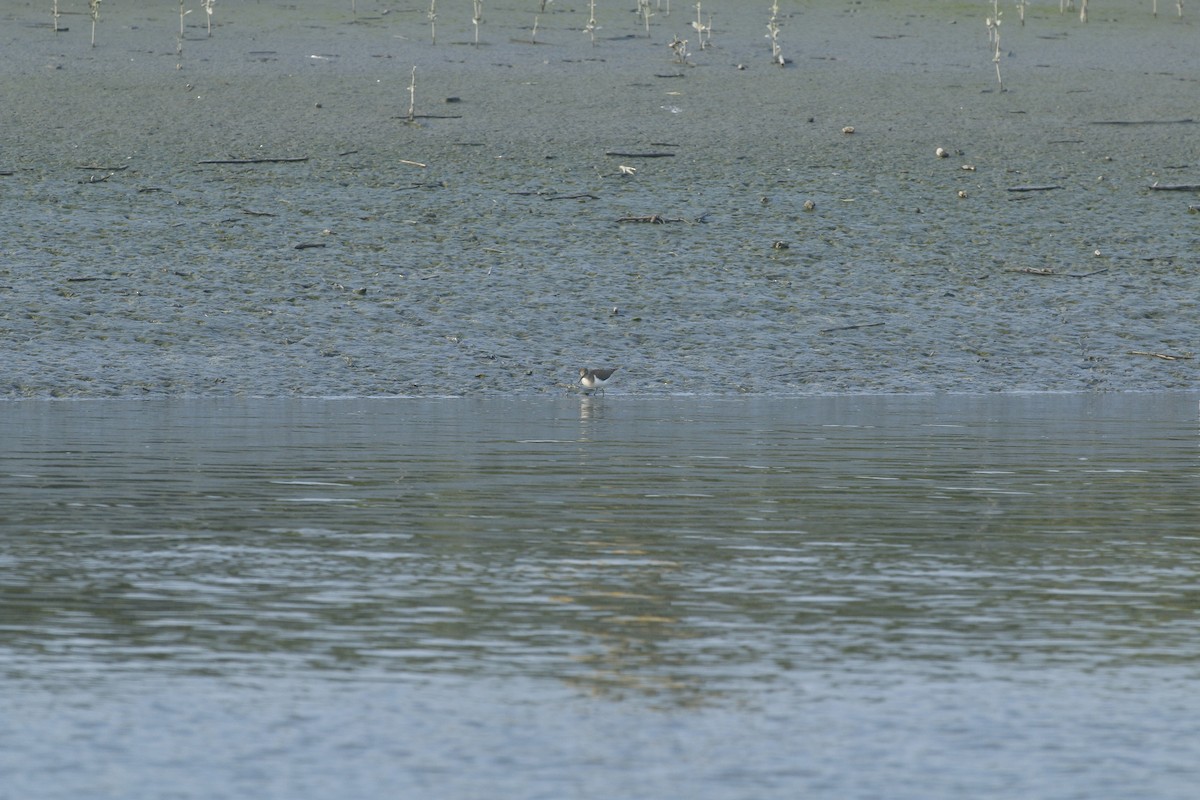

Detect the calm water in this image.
[2,393,1199,799]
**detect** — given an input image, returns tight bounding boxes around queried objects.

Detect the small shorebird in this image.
[579,367,618,395]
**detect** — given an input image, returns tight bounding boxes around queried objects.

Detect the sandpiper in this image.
[579,367,618,395]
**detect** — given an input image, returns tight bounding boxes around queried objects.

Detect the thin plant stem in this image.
[178,0,192,68]
[986,0,1003,90]
[692,2,711,49]
[407,65,417,123]
[767,0,784,66]
[585,0,597,47]
[89,0,100,47]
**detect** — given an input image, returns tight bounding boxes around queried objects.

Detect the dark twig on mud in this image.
[545,193,599,201]
[1128,350,1193,361]
[1149,182,1200,192]
[198,157,310,165]
[605,151,675,158]
[617,212,711,224]
[1007,184,1063,192]
[1012,267,1109,278]
[772,367,857,379]
[820,321,885,334]
[294,242,327,250]
[390,182,446,191]
[1091,118,1194,126]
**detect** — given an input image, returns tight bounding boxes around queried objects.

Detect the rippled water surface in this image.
[2,393,1199,799]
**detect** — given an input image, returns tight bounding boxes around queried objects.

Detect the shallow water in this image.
[2,393,1198,798]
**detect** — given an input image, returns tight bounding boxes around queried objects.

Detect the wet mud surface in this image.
[2,1,1197,397]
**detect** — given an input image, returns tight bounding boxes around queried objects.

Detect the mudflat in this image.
[2,0,1197,397]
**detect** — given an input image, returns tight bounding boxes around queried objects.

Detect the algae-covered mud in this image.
[1,1,1197,397]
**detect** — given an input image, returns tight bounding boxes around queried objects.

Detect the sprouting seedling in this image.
[1150,0,1182,16]
[200,0,214,37]
[178,0,191,66]
[472,0,483,46]
[668,35,689,64]
[638,0,653,36]
[584,0,598,47]
[52,0,60,33]
[766,0,784,66]
[406,65,417,123]
[1017,0,1027,26]
[692,1,711,49]
[89,0,100,47]
[531,14,540,43]
[1080,0,1088,22]
[986,0,1003,90]
[427,0,437,44]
